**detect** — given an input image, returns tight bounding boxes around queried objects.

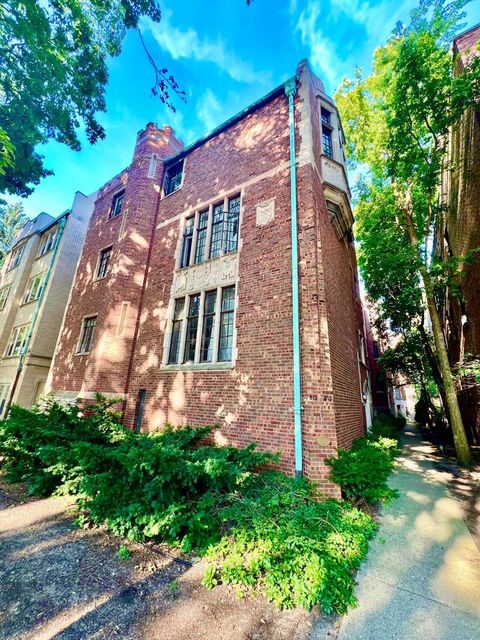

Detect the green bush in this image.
[370,413,404,440]
[203,472,377,613]
[325,435,397,504]
[0,398,383,614]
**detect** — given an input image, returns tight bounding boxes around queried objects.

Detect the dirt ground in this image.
[0,480,338,640]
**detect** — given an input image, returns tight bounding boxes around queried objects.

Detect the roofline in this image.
[163,74,297,165]
[454,22,480,44]
[11,209,70,251]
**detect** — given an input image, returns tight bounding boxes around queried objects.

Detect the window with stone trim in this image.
[5,324,30,357]
[96,246,112,279]
[163,159,184,195]
[38,227,58,257]
[178,194,240,269]
[0,285,11,311]
[321,107,334,159]
[166,285,236,366]
[109,190,125,219]
[23,272,45,304]
[77,316,97,354]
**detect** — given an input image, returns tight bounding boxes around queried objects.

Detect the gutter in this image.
[285,77,304,477]
[4,216,67,417]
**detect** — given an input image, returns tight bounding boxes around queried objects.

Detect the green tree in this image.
[0,201,27,266]
[0,0,185,197]
[336,0,480,465]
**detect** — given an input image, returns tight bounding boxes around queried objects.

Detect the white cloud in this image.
[144,11,270,86]
[296,2,339,87]
[196,89,224,133]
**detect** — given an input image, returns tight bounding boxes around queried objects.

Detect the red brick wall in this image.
[51,69,367,496]
[49,124,183,396]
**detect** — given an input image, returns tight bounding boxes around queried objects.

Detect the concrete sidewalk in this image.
[337,425,480,640]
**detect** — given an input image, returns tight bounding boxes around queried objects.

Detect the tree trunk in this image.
[422,269,473,465]
[417,322,452,427]
[402,198,472,466]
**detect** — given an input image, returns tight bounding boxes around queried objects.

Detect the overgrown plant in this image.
[0,400,393,614]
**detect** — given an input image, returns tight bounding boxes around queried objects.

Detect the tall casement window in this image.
[38,228,58,257]
[167,285,236,366]
[77,316,97,354]
[200,290,216,362]
[8,243,25,270]
[163,159,184,195]
[194,210,208,263]
[218,287,235,361]
[178,194,241,269]
[168,298,185,364]
[184,294,200,362]
[180,217,194,268]
[5,324,30,357]
[0,285,11,311]
[97,246,113,279]
[23,273,45,304]
[109,190,125,219]
[321,107,334,159]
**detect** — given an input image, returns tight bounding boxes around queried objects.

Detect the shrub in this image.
[370,413,404,440]
[326,436,397,504]
[0,399,383,614]
[203,472,377,613]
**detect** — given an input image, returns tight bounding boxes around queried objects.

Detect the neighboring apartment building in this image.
[437,24,480,443]
[47,61,368,494]
[0,191,95,415]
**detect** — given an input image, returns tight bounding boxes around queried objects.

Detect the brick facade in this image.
[437,26,480,443]
[48,61,367,495]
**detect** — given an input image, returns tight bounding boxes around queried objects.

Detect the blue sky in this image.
[11,0,480,218]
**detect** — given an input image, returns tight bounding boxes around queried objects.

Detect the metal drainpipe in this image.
[285,78,303,477]
[4,215,67,418]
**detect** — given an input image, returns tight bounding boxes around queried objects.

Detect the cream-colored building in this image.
[0,191,96,415]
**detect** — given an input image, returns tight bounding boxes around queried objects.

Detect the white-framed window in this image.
[358,331,366,365]
[0,285,11,311]
[167,285,236,366]
[77,315,97,354]
[8,243,25,270]
[96,246,112,279]
[5,324,30,357]
[23,272,45,304]
[38,227,58,257]
[178,195,240,269]
[0,382,11,417]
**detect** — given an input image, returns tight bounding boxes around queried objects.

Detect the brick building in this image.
[47,61,368,493]
[0,191,95,415]
[437,25,480,443]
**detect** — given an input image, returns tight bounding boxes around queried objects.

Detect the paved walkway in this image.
[337,425,480,640]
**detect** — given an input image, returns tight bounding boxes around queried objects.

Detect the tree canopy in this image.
[336,0,480,464]
[0,201,27,266]
[0,0,185,197]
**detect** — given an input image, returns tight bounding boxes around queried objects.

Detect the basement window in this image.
[163,159,184,195]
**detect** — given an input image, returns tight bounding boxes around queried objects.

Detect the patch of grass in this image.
[168,579,180,595]
[118,545,131,560]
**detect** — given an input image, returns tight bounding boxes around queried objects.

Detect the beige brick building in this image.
[0,191,95,415]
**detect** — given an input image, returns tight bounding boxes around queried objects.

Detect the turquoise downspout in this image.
[285,77,303,477]
[4,215,67,417]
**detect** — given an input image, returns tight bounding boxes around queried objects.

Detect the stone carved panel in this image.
[256,198,275,226]
[173,253,238,296]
